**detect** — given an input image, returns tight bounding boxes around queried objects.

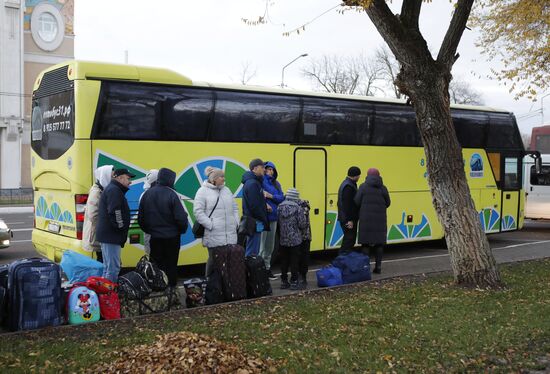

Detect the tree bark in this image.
[344,0,504,288]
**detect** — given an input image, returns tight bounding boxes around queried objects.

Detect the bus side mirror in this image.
[535,155,542,174]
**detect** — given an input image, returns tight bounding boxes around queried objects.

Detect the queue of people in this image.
[82,158,389,289]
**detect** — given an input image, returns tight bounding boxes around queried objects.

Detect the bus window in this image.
[31,90,75,160]
[95,82,161,140]
[452,110,488,148]
[487,152,501,182]
[211,91,300,143]
[301,98,372,145]
[504,157,520,189]
[163,88,213,141]
[487,113,521,149]
[372,104,419,146]
[530,165,550,185]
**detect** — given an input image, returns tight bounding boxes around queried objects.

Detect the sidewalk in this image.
[0,205,33,214]
[269,239,550,296]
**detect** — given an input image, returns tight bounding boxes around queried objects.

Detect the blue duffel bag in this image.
[332,251,372,284]
[60,250,104,284]
[316,265,343,287]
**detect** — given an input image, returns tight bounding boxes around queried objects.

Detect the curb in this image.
[0,206,34,214]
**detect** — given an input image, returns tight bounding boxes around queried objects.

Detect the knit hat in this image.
[205,166,224,183]
[249,158,264,170]
[347,166,361,177]
[285,187,300,201]
[143,169,159,190]
[367,168,380,176]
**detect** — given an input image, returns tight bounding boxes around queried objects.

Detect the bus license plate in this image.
[48,223,60,233]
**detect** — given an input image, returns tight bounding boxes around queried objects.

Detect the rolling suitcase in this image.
[245,255,272,298]
[225,244,247,301]
[7,258,63,331]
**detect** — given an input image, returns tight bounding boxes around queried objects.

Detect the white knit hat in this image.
[205,166,224,183]
[143,169,159,190]
[285,187,300,201]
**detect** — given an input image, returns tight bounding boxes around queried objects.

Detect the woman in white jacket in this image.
[193,166,240,276]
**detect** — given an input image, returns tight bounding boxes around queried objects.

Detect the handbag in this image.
[238,215,256,236]
[192,195,220,239]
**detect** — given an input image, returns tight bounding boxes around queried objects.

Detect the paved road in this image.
[1,212,549,290]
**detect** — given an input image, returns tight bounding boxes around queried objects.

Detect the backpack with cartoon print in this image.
[66,285,100,325]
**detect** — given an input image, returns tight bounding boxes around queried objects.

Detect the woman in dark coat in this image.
[354,168,391,274]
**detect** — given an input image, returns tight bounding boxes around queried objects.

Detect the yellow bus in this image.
[31,60,526,267]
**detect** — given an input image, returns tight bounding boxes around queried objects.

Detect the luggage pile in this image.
[202,245,272,306]
[316,251,372,287]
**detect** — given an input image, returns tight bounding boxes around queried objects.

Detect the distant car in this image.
[0,219,13,248]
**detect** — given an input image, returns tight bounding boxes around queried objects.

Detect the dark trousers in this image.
[279,244,301,282]
[360,244,384,271]
[150,236,181,287]
[339,221,358,254]
[299,240,311,279]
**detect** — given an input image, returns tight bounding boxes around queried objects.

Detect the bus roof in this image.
[34,60,510,114]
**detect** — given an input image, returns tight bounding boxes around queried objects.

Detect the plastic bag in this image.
[60,250,104,284]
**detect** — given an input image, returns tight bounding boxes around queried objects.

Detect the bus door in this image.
[524,160,550,219]
[501,155,521,231]
[294,148,327,250]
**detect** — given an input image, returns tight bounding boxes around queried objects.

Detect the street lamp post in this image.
[281,53,308,88]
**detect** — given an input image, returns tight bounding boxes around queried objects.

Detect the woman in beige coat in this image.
[82,165,113,261]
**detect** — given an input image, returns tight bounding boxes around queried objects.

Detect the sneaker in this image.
[280,279,290,289]
[267,270,278,280]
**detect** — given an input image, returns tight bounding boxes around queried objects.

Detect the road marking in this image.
[493,240,550,250]
[11,239,32,243]
[11,228,33,232]
[5,222,25,225]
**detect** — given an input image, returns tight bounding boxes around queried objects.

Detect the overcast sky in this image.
[74,0,548,135]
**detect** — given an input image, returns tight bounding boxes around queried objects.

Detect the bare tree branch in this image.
[399,0,422,30]
[437,0,475,68]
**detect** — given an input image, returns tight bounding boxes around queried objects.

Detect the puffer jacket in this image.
[193,181,239,248]
[82,165,113,252]
[241,171,269,229]
[277,199,307,247]
[138,168,188,239]
[262,161,285,222]
[96,179,131,246]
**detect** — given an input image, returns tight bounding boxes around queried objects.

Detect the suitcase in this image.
[205,269,224,305]
[245,255,272,298]
[332,251,371,284]
[7,258,63,331]
[225,244,247,301]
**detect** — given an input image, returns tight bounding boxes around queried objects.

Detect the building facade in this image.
[0,0,73,189]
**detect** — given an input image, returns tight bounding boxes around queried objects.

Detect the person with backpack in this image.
[354,167,391,274]
[96,168,135,282]
[140,169,159,256]
[277,188,307,290]
[337,166,361,255]
[193,166,240,277]
[138,168,189,288]
[82,164,113,262]
[241,158,269,257]
[259,161,284,280]
[297,198,312,288]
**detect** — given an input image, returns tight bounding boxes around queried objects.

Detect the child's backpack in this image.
[84,276,120,320]
[66,285,100,324]
[183,278,206,308]
[135,256,168,292]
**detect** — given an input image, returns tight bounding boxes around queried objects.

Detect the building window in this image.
[38,12,58,42]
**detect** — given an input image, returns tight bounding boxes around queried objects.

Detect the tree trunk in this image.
[397,62,503,288]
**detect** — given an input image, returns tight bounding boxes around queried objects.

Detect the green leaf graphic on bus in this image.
[501,215,516,231]
[387,212,432,242]
[35,196,74,223]
[325,211,344,248]
[479,208,500,232]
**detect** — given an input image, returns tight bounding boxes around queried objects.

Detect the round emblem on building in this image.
[30,3,65,51]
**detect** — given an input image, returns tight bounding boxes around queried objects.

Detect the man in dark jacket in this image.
[354,167,391,274]
[97,168,135,282]
[138,168,188,287]
[337,166,361,254]
[241,158,269,257]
